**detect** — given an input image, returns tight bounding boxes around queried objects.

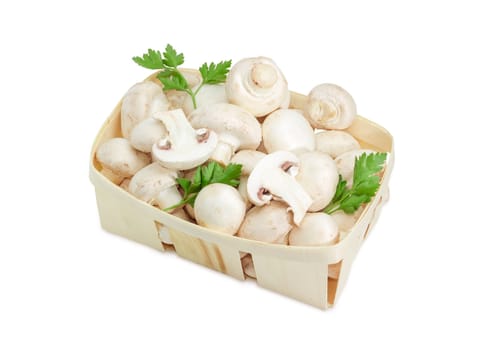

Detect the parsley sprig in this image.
[133,44,231,109]
[323,152,387,215]
[165,161,242,211]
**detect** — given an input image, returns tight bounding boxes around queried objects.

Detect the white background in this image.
[1,0,494,349]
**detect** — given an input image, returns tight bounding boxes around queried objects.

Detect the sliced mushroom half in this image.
[246,151,312,225]
[151,109,218,170]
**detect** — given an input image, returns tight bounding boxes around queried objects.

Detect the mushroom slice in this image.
[151,109,218,170]
[246,151,312,225]
[121,81,169,138]
[226,57,289,117]
[304,83,356,130]
[189,103,261,165]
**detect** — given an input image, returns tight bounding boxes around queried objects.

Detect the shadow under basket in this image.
[89,84,394,310]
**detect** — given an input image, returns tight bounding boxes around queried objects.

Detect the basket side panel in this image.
[93,179,164,251]
[253,255,328,309]
[168,228,245,280]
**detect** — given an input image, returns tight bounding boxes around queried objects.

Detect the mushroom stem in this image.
[251,63,277,88]
[259,171,312,225]
[210,142,236,165]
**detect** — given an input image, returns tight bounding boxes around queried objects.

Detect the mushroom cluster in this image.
[96,53,385,280]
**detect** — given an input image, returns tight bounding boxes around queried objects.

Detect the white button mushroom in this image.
[194,183,246,235]
[129,117,167,153]
[128,162,181,211]
[182,84,228,115]
[288,213,339,246]
[189,103,261,165]
[96,138,151,183]
[315,130,361,159]
[246,151,312,225]
[238,202,293,244]
[230,150,266,210]
[121,81,169,138]
[152,109,218,170]
[226,57,289,117]
[262,109,315,154]
[296,151,340,212]
[304,83,357,130]
[241,255,257,278]
[230,150,266,176]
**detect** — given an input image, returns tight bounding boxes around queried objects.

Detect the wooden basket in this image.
[89,79,394,309]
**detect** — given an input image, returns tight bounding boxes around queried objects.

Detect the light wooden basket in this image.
[89,78,394,309]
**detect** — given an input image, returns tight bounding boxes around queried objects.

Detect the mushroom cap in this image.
[237,176,253,210]
[96,138,150,178]
[335,149,374,186]
[315,130,361,159]
[194,183,246,235]
[128,162,178,205]
[241,255,257,278]
[289,213,339,246]
[246,151,312,225]
[182,84,228,115]
[262,109,315,154]
[238,202,293,243]
[230,150,266,176]
[226,57,289,117]
[129,117,167,153]
[304,83,356,130]
[152,109,218,170]
[121,81,169,138]
[189,103,262,150]
[296,151,339,212]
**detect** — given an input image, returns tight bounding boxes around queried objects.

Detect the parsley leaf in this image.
[323,152,387,215]
[133,43,231,109]
[164,161,242,211]
[199,60,232,84]
[132,49,164,69]
[157,71,189,92]
[162,44,184,68]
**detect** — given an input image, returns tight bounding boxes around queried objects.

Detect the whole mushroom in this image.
[152,109,218,170]
[189,103,261,165]
[288,213,339,246]
[129,117,167,153]
[96,138,150,184]
[230,150,266,210]
[246,151,312,225]
[121,81,169,138]
[304,83,356,130]
[238,201,293,244]
[296,151,339,212]
[225,57,289,117]
[128,162,181,211]
[262,109,315,154]
[194,183,246,235]
[315,130,360,159]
